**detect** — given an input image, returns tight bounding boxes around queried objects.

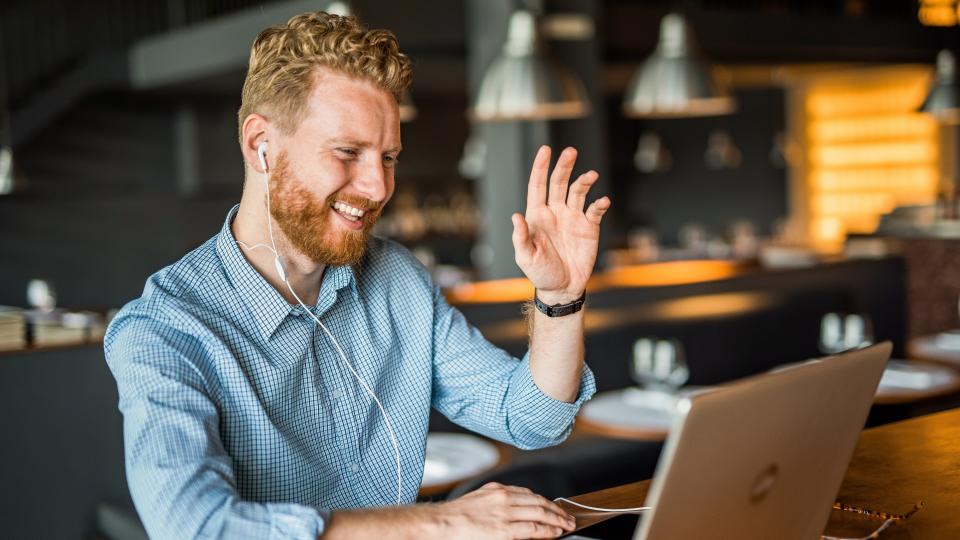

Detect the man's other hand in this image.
[434,482,576,539]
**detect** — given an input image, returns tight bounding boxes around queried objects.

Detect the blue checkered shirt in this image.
[104,205,595,539]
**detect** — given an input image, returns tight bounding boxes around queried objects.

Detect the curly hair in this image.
[238,11,412,139]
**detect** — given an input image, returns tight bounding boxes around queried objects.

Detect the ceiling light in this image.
[471,9,589,122]
[919,49,960,124]
[623,13,735,119]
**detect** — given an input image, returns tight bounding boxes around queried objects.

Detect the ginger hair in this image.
[238,11,412,139]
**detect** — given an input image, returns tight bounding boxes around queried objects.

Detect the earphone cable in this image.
[236,240,278,255]
[553,497,651,514]
[253,153,402,505]
[285,279,403,505]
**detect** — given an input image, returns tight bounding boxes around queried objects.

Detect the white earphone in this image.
[257,141,269,173]
[239,141,402,504]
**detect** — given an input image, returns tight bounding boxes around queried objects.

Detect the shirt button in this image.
[332,389,344,400]
[350,463,360,473]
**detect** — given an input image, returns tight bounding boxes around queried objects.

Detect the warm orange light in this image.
[799,68,940,251]
[807,114,936,143]
[811,217,847,247]
[652,292,777,321]
[595,260,742,289]
[812,193,895,216]
[810,167,938,194]
[919,0,958,26]
[445,278,534,304]
[444,260,744,304]
[808,141,937,168]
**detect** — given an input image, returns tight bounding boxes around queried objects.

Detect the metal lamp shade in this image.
[472,56,589,122]
[470,10,590,122]
[920,50,960,125]
[623,13,734,119]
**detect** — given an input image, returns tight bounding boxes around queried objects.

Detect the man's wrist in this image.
[535,289,585,306]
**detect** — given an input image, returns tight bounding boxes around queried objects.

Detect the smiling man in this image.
[104,11,610,540]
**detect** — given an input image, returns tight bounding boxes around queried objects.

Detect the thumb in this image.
[511,213,534,261]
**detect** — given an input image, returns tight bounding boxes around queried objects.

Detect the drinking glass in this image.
[631,338,690,392]
[819,312,874,355]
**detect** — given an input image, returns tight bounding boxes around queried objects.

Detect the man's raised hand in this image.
[511,146,610,305]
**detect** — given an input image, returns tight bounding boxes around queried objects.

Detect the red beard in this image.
[268,151,382,266]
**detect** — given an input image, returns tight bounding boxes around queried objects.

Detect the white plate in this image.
[580,388,679,431]
[877,359,959,393]
[421,432,499,488]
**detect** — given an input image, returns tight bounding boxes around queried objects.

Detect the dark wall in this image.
[0,94,242,309]
[608,87,788,244]
[0,86,471,310]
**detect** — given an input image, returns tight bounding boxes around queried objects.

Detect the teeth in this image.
[333,201,365,217]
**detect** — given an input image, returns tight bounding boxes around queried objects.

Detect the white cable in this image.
[557,497,895,539]
[820,518,896,540]
[554,497,651,514]
[283,278,403,505]
[236,240,277,255]
[253,157,403,505]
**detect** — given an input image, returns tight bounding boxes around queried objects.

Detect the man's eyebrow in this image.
[328,138,402,153]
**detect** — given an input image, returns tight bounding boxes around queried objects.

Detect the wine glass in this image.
[819,312,874,355]
[631,337,690,393]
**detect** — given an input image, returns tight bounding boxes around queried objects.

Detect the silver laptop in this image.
[632,342,891,540]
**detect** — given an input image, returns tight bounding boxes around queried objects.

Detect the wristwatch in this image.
[533,291,586,317]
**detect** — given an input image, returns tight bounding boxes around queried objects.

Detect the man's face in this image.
[268,67,401,266]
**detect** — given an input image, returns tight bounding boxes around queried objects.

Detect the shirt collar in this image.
[215,204,358,340]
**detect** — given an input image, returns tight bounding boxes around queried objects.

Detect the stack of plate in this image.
[0,307,26,351]
[30,310,101,347]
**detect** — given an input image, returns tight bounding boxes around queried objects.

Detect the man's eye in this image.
[383,155,399,166]
[337,148,359,158]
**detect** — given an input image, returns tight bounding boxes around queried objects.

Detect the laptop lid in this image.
[635,342,892,540]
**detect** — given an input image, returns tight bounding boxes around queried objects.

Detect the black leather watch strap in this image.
[533,291,586,317]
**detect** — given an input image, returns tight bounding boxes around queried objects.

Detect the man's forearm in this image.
[323,505,437,539]
[526,292,586,403]
[323,483,576,539]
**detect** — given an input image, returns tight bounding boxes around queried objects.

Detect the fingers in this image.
[509,520,569,538]
[508,501,576,529]
[567,170,599,212]
[511,213,534,263]
[459,483,576,538]
[526,146,551,214]
[548,147,578,207]
[585,196,611,225]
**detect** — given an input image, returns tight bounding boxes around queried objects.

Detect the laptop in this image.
[578,342,891,540]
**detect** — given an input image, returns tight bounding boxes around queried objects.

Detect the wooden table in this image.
[560,407,960,538]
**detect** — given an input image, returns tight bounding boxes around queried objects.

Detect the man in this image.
[105,11,611,539]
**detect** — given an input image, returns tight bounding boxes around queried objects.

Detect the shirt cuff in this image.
[505,353,597,449]
[269,503,329,539]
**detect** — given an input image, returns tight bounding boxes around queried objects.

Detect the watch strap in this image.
[533,291,586,317]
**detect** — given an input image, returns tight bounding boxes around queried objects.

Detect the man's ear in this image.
[240,113,270,173]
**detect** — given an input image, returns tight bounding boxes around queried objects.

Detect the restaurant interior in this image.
[2,0,960,538]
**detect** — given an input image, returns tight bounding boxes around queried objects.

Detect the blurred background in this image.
[3,1,960,538]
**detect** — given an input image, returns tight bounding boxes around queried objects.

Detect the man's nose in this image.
[355,156,388,203]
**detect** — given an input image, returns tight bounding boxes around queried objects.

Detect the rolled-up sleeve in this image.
[105,312,329,539]
[428,285,596,450]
